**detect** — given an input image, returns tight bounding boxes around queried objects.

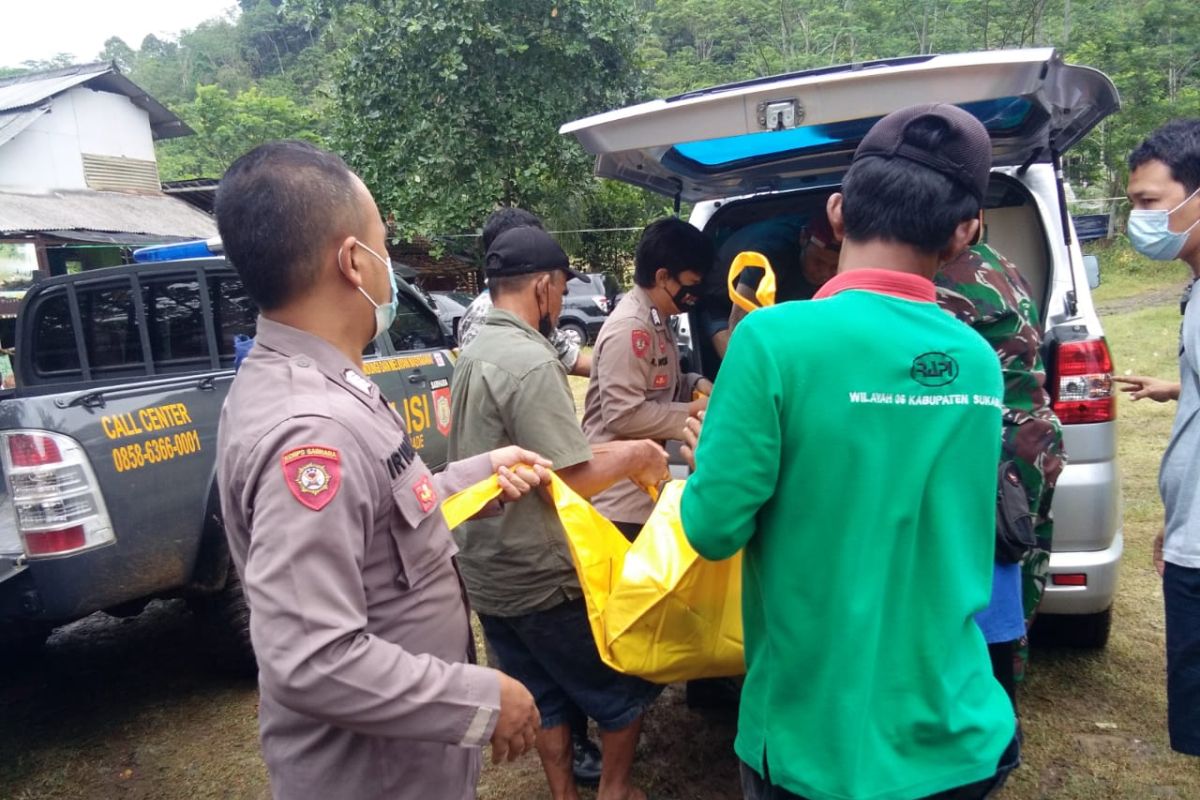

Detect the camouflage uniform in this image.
[935,244,1066,656]
[458,293,580,370]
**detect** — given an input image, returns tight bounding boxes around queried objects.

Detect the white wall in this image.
[0,88,157,190]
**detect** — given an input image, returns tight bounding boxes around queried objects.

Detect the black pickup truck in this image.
[0,251,456,669]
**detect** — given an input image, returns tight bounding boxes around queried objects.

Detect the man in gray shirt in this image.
[1116,119,1200,755]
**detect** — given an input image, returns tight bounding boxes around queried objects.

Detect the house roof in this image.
[0,188,216,239]
[0,62,191,142]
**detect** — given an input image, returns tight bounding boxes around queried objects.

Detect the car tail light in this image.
[591,296,610,313]
[1052,573,1088,587]
[0,430,115,559]
[1052,339,1115,424]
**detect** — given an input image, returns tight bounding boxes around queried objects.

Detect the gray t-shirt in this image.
[1160,286,1200,568]
[448,309,592,616]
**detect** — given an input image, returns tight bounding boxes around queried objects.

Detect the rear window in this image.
[669,97,1034,169]
[24,267,259,383]
[388,292,444,351]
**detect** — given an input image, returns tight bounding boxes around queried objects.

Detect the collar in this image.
[483,307,558,357]
[813,269,937,303]
[253,316,378,400]
[630,286,666,327]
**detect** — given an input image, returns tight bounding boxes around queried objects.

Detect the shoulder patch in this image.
[650,308,664,328]
[631,330,651,358]
[413,475,438,513]
[281,445,342,511]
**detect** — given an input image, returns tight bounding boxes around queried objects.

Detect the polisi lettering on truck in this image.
[101,402,195,440]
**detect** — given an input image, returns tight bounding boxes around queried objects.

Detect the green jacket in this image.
[682,270,1014,800]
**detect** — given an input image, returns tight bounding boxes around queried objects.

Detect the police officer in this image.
[582,217,713,538]
[214,140,551,800]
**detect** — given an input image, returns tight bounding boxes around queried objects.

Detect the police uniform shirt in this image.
[582,286,702,525]
[216,316,500,800]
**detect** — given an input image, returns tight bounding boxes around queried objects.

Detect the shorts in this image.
[479,597,663,732]
[1164,562,1200,755]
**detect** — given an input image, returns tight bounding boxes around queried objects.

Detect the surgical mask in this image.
[345,242,399,338]
[1128,186,1200,261]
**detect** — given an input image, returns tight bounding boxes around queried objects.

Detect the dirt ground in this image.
[3,279,1200,799]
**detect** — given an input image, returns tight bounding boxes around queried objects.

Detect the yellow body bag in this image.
[727,250,778,313]
[442,474,745,684]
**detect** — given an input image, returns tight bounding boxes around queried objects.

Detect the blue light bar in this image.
[132,237,224,263]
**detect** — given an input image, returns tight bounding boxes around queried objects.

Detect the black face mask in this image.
[672,283,702,313]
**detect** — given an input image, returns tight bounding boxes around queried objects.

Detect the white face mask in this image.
[1128,185,1200,261]
[341,242,398,339]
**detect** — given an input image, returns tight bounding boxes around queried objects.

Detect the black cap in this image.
[485,226,585,281]
[853,103,992,201]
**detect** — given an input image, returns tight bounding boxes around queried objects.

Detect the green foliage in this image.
[330,0,642,242]
[157,85,324,180]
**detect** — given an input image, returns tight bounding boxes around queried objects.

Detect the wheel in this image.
[188,564,256,676]
[1031,606,1112,649]
[558,321,587,348]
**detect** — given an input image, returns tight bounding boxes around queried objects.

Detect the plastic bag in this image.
[442,473,745,683]
[727,250,778,313]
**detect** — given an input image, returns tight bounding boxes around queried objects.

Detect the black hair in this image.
[215,140,360,310]
[487,272,541,298]
[633,218,715,288]
[482,207,544,252]
[1129,119,1200,194]
[842,117,981,255]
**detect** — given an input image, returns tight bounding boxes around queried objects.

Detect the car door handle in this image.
[408,370,425,384]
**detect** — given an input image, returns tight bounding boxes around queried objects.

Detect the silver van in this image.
[563,48,1123,647]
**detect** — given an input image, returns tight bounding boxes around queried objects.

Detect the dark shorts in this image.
[1165,562,1200,755]
[739,735,1020,800]
[479,597,663,732]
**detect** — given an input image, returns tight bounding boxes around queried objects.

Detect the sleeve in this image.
[500,363,593,470]
[593,319,692,440]
[676,371,704,402]
[434,452,495,498]
[681,318,782,560]
[242,417,501,745]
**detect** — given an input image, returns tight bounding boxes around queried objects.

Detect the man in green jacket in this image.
[682,104,1019,800]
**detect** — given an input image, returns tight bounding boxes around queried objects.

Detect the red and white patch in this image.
[653,373,670,389]
[433,387,452,436]
[281,446,342,511]
[631,330,651,358]
[413,475,439,514]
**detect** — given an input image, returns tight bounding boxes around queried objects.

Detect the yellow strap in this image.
[727,250,778,314]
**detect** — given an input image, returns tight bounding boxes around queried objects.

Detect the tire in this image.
[189,564,256,676]
[1031,606,1113,649]
[558,321,587,349]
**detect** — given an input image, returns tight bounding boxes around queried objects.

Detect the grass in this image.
[3,273,1200,799]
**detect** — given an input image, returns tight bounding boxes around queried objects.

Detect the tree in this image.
[331,0,642,241]
[157,85,324,180]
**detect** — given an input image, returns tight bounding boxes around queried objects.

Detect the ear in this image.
[654,267,671,287]
[939,217,981,263]
[336,236,365,288]
[827,194,846,241]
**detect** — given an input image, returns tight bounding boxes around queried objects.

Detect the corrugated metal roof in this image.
[0,62,191,140]
[0,188,216,238]
[0,104,50,148]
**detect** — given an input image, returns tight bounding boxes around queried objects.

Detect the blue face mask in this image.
[346,242,399,338]
[1128,186,1200,261]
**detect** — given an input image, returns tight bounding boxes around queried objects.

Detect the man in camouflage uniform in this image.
[935,243,1065,682]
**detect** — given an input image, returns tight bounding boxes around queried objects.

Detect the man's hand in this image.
[1115,375,1180,403]
[680,412,703,472]
[695,378,714,397]
[1154,527,1166,578]
[490,673,540,764]
[628,439,670,493]
[688,393,709,417]
[489,446,553,502]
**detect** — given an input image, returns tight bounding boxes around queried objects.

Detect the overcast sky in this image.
[1,0,238,69]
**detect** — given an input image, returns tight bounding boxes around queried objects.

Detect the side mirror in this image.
[1082,254,1101,290]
